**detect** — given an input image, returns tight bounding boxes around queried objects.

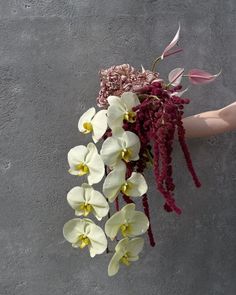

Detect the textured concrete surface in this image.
[0,1,236,294]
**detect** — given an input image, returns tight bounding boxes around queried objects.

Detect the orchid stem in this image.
[105,163,111,254]
[146,149,154,165]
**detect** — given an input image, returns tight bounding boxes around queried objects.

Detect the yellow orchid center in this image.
[124,111,136,123]
[120,253,130,266]
[121,148,132,162]
[120,181,132,194]
[83,122,93,133]
[79,203,93,216]
[120,223,131,237]
[74,163,89,176]
[77,234,91,249]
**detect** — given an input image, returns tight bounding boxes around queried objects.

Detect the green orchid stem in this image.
[151,56,162,72]
[165,82,172,88]
[146,149,154,165]
[106,201,111,254]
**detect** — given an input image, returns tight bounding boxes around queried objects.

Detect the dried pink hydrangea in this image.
[97,63,163,108]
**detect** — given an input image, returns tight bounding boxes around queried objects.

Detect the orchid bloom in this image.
[108,237,144,276]
[100,131,141,168]
[161,23,181,59]
[168,68,184,86]
[78,107,107,143]
[67,184,109,220]
[107,92,140,132]
[187,68,222,84]
[103,161,148,202]
[68,142,104,185]
[105,203,149,241]
[63,218,107,257]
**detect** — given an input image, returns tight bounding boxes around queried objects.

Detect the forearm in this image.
[174,101,236,139]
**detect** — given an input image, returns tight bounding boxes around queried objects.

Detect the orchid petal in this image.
[119,131,141,161]
[107,104,125,130]
[107,95,122,106]
[105,210,126,240]
[103,161,126,202]
[108,252,123,276]
[100,136,122,168]
[87,155,104,185]
[101,131,140,168]
[126,237,144,257]
[120,92,140,110]
[67,145,89,176]
[67,186,87,213]
[87,222,108,257]
[91,110,108,143]
[114,237,130,252]
[63,218,86,244]
[67,185,109,220]
[105,203,149,240]
[126,211,149,236]
[88,189,109,220]
[107,92,139,132]
[125,172,148,197]
[85,143,105,185]
[107,237,144,276]
[78,107,96,133]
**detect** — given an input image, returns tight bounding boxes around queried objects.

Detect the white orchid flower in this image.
[67,184,109,220]
[63,218,107,257]
[68,142,104,185]
[107,91,140,133]
[103,161,148,202]
[105,203,149,240]
[78,107,107,143]
[100,131,141,168]
[108,237,144,276]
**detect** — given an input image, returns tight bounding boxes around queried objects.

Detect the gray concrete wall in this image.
[0,1,235,294]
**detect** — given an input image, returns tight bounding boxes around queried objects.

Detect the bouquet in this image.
[63,24,221,276]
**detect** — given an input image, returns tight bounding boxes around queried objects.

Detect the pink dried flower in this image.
[96,64,162,108]
[97,64,137,108]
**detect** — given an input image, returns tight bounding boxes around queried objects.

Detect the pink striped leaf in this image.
[187,69,222,85]
[168,68,184,86]
[170,87,189,97]
[161,23,181,59]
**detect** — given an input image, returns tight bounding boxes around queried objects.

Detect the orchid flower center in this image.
[74,163,89,176]
[120,223,131,237]
[124,111,136,123]
[120,181,131,194]
[120,253,130,266]
[121,148,132,162]
[79,203,93,216]
[83,122,93,133]
[73,234,90,249]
